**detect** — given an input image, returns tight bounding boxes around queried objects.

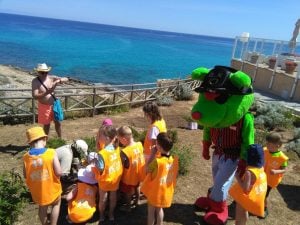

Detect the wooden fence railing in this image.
[0,79,200,123]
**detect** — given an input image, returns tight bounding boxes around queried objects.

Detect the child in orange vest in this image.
[66,152,98,224]
[141,132,178,225]
[118,126,145,211]
[23,126,62,225]
[95,118,113,151]
[262,132,288,218]
[93,125,123,223]
[143,101,167,166]
[229,144,267,225]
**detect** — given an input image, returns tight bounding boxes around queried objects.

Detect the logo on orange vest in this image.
[30,169,50,181]
[32,158,43,168]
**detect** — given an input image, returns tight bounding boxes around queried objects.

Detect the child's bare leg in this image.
[49,197,61,225]
[156,207,164,225]
[147,204,156,225]
[109,191,117,220]
[38,205,48,225]
[134,185,140,206]
[99,189,107,221]
[235,202,248,225]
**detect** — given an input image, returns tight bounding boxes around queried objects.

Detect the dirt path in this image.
[1,99,299,225]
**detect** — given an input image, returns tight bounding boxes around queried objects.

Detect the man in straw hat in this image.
[32,63,69,138]
[23,126,62,225]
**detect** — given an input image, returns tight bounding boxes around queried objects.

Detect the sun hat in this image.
[72,140,88,156]
[26,126,47,143]
[34,63,52,72]
[77,165,97,184]
[102,118,113,126]
[247,144,264,168]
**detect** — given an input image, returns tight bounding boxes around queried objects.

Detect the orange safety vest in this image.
[68,182,97,223]
[23,148,62,206]
[229,167,267,217]
[141,155,178,208]
[143,119,167,159]
[121,142,145,186]
[264,147,288,188]
[96,147,123,191]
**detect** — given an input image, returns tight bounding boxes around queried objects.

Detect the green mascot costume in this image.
[191,66,254,225]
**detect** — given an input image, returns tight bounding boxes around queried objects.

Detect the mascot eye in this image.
[208,78,220,86]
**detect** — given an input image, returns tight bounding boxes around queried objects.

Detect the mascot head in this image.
[191,66,254,128]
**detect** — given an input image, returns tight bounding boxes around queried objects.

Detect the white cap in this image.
[73,139,88,156]
[77,165,97,184]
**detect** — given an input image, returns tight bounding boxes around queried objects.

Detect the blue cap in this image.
[247,144,264,168]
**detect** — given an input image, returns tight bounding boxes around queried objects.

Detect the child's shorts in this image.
[120,182,139,194]
[38,102,54,125]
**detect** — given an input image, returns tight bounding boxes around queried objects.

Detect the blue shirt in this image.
[29,147,47,156]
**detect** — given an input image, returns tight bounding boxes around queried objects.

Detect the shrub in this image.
[167,129,178,144]
[255,129,268,146]
[175,83,194,100]
[285,128,300,158]
[83,136,96,152]
[254,101,293,130]
[156,95,174,106]
[285,141,300,158]
[0,170,28,225]
[172,144,193,175]
[46,138,66,149]
[130,127,147,144]
[104,104,130,115]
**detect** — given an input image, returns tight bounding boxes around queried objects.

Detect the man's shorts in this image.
[38,102,53,125]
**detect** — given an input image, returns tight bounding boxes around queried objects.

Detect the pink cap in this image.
[102,118,113,126]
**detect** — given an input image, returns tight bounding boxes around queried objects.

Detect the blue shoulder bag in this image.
[38,77,64,121]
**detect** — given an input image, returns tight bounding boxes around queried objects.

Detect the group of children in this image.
[229,132,288,225]
[22,100,289,225]
[23,101,179,225]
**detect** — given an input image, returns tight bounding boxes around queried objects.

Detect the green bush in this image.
[172,145,193,176]
[175,83,194,100]
[156,95,174,106]
[254,101,293,130]
[130,127,147,144]
[46,138,66,149]
[285,128,300,158]
[104,104,130,115]
[0,170,28,225]
[167,129,178,144]
[255,129,268,146]
[83,136,96,152]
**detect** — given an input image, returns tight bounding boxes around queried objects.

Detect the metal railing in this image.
[0,79,200,123]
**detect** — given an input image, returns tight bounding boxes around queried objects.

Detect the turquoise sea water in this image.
[0,13,234,84]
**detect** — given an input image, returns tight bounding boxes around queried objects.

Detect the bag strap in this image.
[37,77,57,100]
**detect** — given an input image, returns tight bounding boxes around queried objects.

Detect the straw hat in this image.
[34,63,52,72]
[77,165,97,184]
[26,127,47,143]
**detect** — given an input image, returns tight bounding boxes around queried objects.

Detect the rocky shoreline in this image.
[0,64,93,89]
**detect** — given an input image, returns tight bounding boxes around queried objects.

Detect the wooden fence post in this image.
[92,88,96,116]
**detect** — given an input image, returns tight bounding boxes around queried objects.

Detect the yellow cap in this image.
[26,127,47,143]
